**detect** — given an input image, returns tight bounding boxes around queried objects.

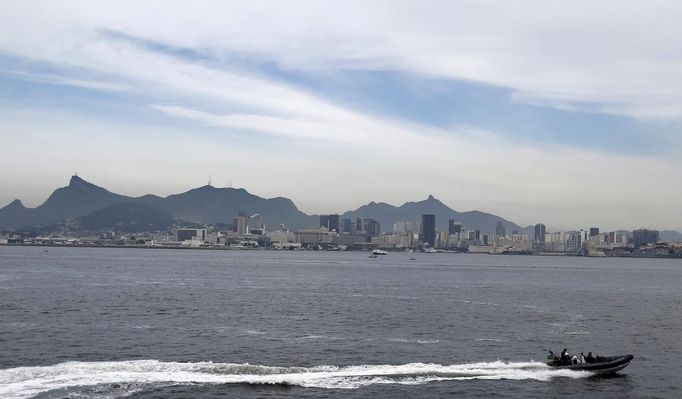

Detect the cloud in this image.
[1,1,681,231]
[3,1,681,119]
[0,69,129,92]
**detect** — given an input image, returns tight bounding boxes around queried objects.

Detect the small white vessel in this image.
[372,249,388,255]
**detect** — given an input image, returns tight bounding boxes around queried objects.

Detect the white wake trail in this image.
[0,360,590,399]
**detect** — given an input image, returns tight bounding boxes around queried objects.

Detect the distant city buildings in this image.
[177,228,207,243]
[633,229,660,247]
[496,221,505,237]
[5,198,676,256]
[421,214,436,247]
[364,219,381,236]
[448,219,462,235]
[319,214,340,232]
[534,224,546,249]
[342,218,352,233]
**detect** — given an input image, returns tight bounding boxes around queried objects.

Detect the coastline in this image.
[2,242,680,259]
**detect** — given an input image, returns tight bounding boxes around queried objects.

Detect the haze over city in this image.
[1,1,682,232]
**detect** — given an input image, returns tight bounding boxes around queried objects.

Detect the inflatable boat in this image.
[547,354,634,374]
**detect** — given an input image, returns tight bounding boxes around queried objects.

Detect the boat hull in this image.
[549,355,633,375]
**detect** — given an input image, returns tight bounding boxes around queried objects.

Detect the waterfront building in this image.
[250,214,264,231]
[394,221,420,234]
[496,221,505,237]
[564,232,582,253]
[295,228,336,245]
[266,229,294,244]
[319,214,340,232]
[449,219,463,235]
[233,212,248,235]
[589,227,600,237]
[342,218,352,233]
[177,228,207,242]
[364,219,381,236]
[633,229,660,246]
[534,224,546,248]
[421,214,436,247]
[355,217,363,232]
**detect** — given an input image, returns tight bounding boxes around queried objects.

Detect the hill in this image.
[341,195,527,235]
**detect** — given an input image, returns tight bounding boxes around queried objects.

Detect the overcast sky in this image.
[1,1,681,231]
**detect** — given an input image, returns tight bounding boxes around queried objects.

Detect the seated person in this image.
[585,352,595,363]
[560,348,570,365]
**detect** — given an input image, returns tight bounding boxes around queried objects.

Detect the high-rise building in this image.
[448,219,462,235]
[589,227,600,237]
[564,232,582,253]
[633,229,660,246]
[364,219,381,236]
[496,221,505,237]
[342,218,352,233]
[356,217,363,232]
[319,214,340,232]
[234,212,248,235]
[475,229,481,241]
[250,214,264,230]
[421,214,436,247]
[608,231,617,244]
[534,224,546,244]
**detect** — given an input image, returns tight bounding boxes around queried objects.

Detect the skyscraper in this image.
[319,214,340,232]
[589,227,600,237]
[496,221,505,237]
[534,223,546,246]
[421,214,436,247]
[234,212,248,235]
[364,219,381,236]
[342,218,352,233]
[448,219,462,235]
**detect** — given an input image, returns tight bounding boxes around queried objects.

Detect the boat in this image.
[547,353,634,374]
[372,249,388,255]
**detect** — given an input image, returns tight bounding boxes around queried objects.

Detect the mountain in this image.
[0,175,316,230]
[9,175,676,239]
[341,194,527,235]
[78,203,176,233]
[661,230,682,243]
[136,185,316,229]
[0,176,129,229]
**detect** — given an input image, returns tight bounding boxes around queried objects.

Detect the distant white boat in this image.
[372,249,388,255]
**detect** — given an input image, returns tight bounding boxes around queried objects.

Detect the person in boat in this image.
[585,352,595,363]
[560,348,570,365]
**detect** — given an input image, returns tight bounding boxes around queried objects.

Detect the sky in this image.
[1,0,681,231]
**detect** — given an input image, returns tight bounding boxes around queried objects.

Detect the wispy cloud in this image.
[0,69,129,92]
[1,1,681,230]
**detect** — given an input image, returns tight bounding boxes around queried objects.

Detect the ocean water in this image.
[0,246,680,398]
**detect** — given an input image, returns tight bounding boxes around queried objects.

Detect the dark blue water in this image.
[0,246,680,398]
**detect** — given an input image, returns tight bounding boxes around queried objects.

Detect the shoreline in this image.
[1,243,680,259]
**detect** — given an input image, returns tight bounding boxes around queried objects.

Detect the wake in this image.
[0,359,590,399]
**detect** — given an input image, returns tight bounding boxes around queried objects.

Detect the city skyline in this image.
[1,173,679,234]
[2,1,682,231]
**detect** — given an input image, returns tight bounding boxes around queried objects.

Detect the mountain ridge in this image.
[1,175,679,239]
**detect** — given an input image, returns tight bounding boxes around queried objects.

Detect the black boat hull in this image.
[549,355,633,374]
